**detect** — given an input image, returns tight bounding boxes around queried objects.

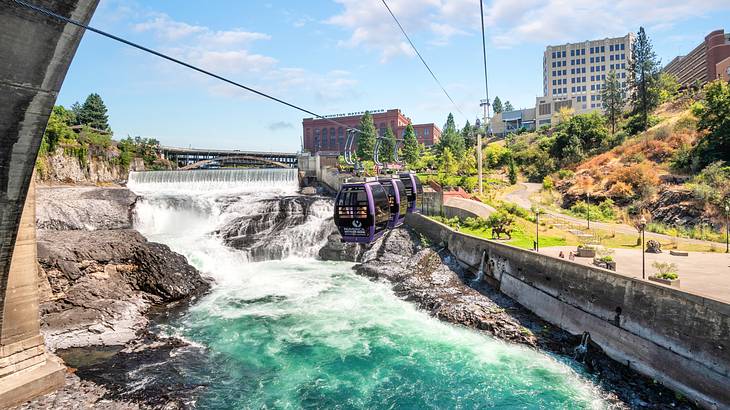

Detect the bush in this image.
[569,199,616,221]
[652,261,678,280]
[557,169,575,180]
[542,175,554,191]
[624,113,661,136]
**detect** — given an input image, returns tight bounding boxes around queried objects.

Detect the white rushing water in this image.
[128,169,609,409]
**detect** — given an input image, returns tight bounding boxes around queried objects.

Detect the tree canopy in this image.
[401,124,420,167]
[378,127,397,164]
[76,93,111,131]
[356,111,376,161]
[601,70,625,134]
[503,101,514,112]
[629,27,661,132]
[692,80,730,168]
[492,96,503,114]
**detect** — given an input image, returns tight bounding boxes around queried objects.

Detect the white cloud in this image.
[326,0,730,55]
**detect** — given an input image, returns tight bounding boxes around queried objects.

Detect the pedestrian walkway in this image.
[544,246,730,303]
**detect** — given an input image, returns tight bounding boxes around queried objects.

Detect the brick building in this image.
[302,109,441,154]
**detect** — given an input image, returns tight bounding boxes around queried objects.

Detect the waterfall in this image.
[128,169,298,195]
[472,250,486,284]
[129,168,332,267]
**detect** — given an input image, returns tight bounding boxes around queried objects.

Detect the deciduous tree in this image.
[504,101,514,112]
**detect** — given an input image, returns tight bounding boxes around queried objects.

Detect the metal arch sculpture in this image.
[181,155,291,170]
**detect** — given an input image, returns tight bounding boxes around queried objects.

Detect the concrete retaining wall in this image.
[406,213,730,409]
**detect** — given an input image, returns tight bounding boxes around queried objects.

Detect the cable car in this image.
[378,177,407,228]
[398,173,423,213]
[334,181,390,243]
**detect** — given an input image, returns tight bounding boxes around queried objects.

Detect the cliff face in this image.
[35,148,128,185]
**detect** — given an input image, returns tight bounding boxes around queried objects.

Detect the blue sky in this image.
[57,0,730,152]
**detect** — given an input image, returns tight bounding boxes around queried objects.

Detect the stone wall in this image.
[406,213,730,409]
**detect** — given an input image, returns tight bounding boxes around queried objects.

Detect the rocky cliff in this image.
[35,148,129,185]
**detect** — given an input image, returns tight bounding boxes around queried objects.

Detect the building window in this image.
[572,86,576,92]
[602,74,606,80]
[562,50,566,58]
[601,46,605,52]
[590,47,594,53]
[562,69,567,75]
[570,50,575,56]
[621,43,625,50]
[621,72,626,78]
[610,55,614,61]
[563,87,567,94]
[609,44,614,52]
[582,67,586,73]
[322,127,328,139]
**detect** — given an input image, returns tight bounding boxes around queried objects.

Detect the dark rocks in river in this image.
[318,233,366,262]
[219,195,333,261]
[355,229,538,346]
[37,229,210,350]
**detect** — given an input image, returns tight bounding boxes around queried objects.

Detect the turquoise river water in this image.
[127,169,609,409]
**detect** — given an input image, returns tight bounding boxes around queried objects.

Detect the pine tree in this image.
[355,111,376,161]
[630,27,661,132]
[402,124,420,167]
[77,93,110,131]
[438,119,466,159]
[379,127,397,164]
[492,96,503,114]
[443,113,457,134]
[462,120,476,148]
[439,147,459,175]
[602,70,625,135]
[504,101,514,112]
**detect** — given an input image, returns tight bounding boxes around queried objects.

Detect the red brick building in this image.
[302,109,441,154]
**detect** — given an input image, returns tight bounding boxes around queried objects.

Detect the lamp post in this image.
[535,208,540,252]
[725,204,729,253]
[475,118,483,195]
[586,191,591,230]
[638,216,647,279]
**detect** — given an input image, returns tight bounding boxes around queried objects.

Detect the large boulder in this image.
[36,229,210,350]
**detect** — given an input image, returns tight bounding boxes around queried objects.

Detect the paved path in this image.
[503,183,723,248]
[544,246,730,303]
[443,197,496,219]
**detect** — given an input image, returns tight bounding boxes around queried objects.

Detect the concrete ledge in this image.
[406,213,730,409]
[0,357,65,409]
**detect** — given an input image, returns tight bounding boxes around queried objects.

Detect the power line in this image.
[479,0,491,129]
[11,0,364,134]
[380,0,467,121]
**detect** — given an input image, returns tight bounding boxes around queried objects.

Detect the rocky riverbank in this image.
[14,186,210,409]
[336,228,696,409]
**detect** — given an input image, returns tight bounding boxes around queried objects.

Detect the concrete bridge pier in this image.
[0,0,99,406]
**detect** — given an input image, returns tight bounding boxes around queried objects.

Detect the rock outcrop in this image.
[36,147,128,185]
[219,195,333,261]
[317,233,366,262]
[36,186,136,230]
[36,229,210,351]
[354,229,537,346]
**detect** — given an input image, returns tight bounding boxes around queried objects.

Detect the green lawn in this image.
[432,216,567,250]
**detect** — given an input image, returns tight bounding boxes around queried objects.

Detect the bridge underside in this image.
[0,0,99,406]
[181,155,292,170]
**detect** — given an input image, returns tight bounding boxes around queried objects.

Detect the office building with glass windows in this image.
[542,34,633,116]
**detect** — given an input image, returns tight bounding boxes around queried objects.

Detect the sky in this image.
[57,0,730,152]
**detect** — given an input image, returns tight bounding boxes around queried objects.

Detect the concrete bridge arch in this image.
[0,0,100,406]
[181,155,291,170]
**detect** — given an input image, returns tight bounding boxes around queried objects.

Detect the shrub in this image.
[606,181,635,200]
[557,169,575,180]
[542,175,554,191]
[652,261,678,280]
[609,163,659,199]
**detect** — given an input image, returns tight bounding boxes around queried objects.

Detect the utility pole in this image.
[477,133,483,195]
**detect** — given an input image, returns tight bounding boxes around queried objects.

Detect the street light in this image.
[535,207,541,252]
[586,191,591,230]
[638,216,647,279]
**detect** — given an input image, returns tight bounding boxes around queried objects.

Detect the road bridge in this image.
[159,146,298,168]
[0,0,99,406]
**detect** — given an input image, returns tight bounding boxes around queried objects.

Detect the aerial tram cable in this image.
[479,0,491,133]
[13,0,423,245]
[379,0,467,121]
[11,0,365,136]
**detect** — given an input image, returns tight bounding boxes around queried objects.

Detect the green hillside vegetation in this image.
[37,93,171,176]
